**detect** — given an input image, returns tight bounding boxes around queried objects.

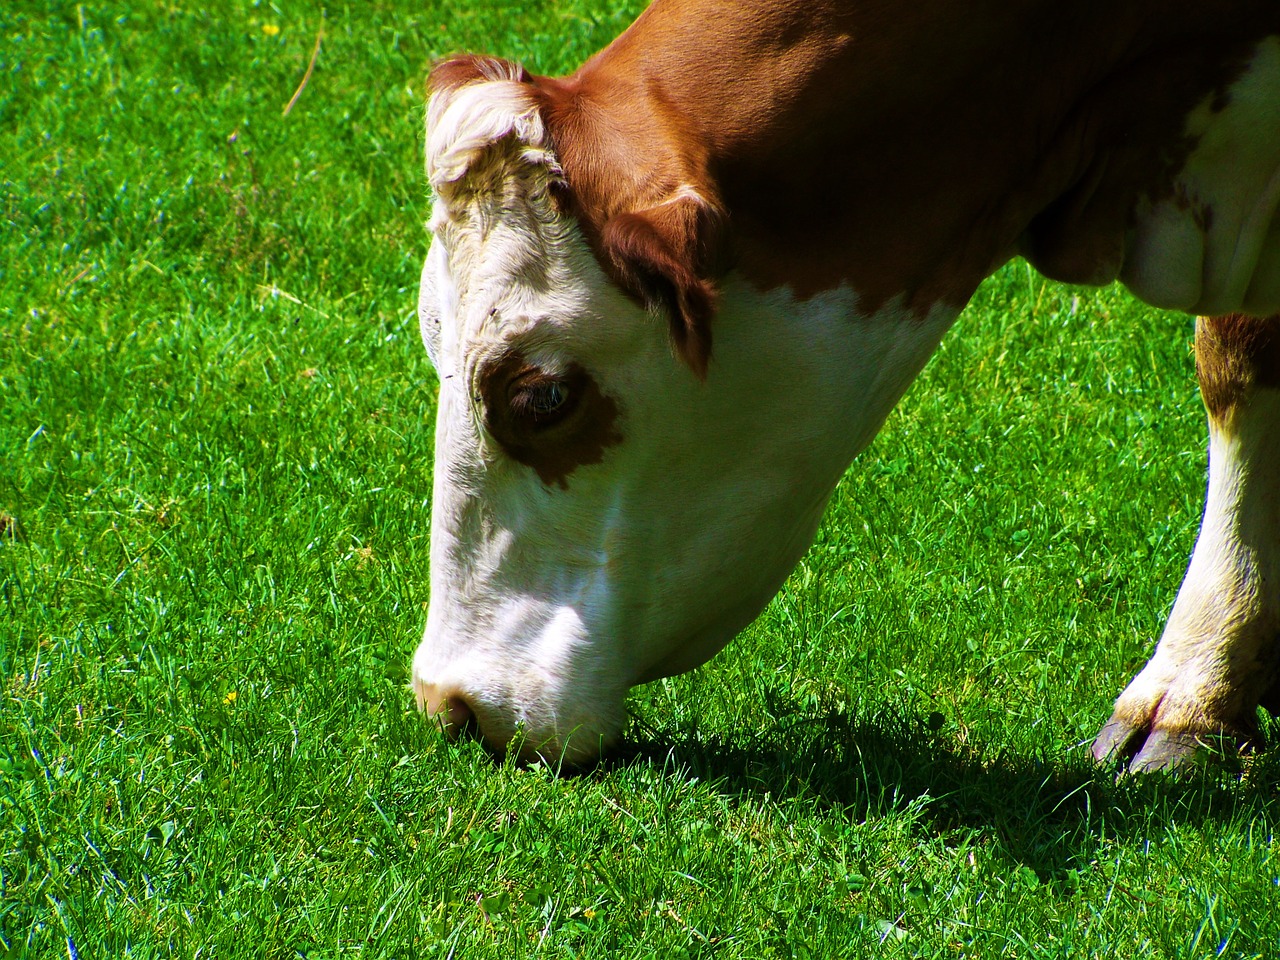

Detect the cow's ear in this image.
[600,194,724,379]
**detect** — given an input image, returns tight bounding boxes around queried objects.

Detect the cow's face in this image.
[413,213,844,765]
[411,66,955,764]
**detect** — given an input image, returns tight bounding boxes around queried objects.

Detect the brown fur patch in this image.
[521,1,1277,317]
[430,2,1280,376]
[1195,314,1280,420]
[477,352,623,488]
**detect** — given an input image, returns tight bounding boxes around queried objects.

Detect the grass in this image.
[3,1,1279,957]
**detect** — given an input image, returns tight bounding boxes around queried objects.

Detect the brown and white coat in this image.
[413,0,1280,769]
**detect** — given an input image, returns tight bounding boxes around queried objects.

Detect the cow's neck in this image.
[542,0,1277,315]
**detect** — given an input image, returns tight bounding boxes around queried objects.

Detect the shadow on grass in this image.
[598,701,1280,883]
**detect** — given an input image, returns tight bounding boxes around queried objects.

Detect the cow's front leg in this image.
[1093,315,1280,773]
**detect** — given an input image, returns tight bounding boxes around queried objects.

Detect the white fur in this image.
[1122,37,1280,315]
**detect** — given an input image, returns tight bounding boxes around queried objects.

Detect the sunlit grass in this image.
[3,2,1279,957]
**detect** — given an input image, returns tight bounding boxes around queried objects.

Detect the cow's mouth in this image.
[413,676,616,768]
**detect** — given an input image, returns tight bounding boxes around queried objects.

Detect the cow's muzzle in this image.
[414,679,480,739]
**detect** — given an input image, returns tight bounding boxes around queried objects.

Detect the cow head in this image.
[411,56,953,764]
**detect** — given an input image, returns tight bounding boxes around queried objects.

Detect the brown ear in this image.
[600,195,724,379]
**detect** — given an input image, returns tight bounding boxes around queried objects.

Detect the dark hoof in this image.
[1091,717,1146,765]
[1127,729,1204,773]
[1093,717,1252,775]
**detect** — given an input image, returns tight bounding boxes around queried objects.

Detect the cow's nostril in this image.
[414,679,476,737]
[441,694,475,733]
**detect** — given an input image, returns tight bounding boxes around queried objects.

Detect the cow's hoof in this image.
[1090,717,1146,765]
[1126,729,1205,773]
[1091,714,1251,774]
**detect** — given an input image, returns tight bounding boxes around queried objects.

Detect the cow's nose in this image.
[414,680,475,737]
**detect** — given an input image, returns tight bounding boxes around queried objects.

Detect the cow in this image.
[411,0,1280,772]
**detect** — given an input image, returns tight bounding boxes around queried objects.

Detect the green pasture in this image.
[3,2,1279,956]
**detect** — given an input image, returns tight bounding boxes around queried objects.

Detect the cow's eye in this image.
[509,377,575,428]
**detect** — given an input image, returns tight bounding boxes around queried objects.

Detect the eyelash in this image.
[509,379,573,427]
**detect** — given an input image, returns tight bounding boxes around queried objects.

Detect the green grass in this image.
[3,2,1280,957]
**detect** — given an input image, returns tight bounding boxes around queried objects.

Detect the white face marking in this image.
[1122,36,1280,315]
[412,202,957,761]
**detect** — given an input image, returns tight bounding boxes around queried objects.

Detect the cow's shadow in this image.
[598,702,1280,883]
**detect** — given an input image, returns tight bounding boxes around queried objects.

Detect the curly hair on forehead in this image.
[425,55,559,196]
